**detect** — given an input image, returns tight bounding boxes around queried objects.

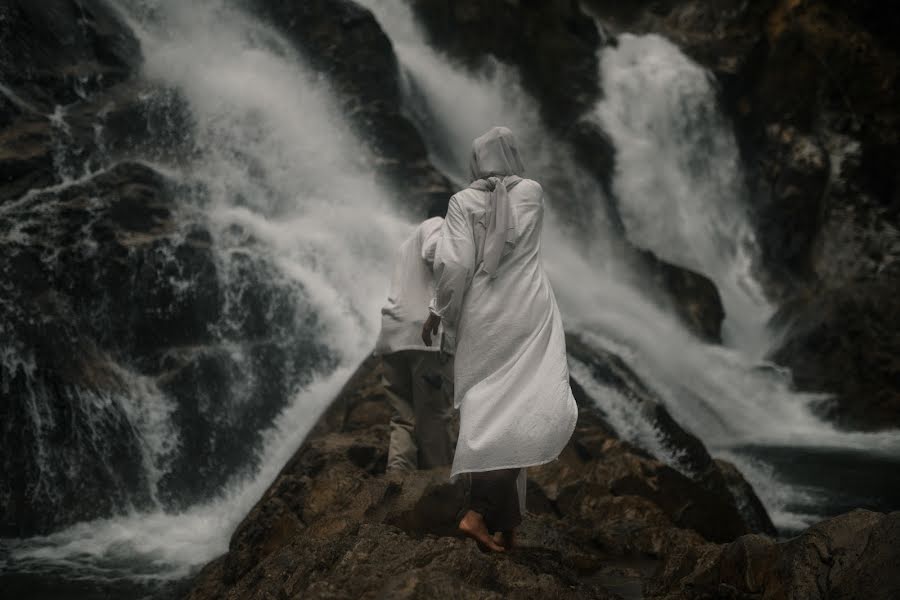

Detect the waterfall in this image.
[355,0,900,532]
[3,0,412,582]
[593,33,772,357]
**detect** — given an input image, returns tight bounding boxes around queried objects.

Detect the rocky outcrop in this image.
[584,0,900,428]
[186,352,773,599]
[567,336,775,538]
[635,250,725,344]
[647,509,900,600]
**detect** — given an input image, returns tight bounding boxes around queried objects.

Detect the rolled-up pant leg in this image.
[383,352,417,472]
[469,468,522,532]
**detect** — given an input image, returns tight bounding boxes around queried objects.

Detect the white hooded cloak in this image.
[429,127,578,480]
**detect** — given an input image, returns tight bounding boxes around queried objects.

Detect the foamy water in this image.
[4,0,412,580]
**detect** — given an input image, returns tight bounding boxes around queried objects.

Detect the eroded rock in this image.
[187,352,773,599]
[647,509,900,600]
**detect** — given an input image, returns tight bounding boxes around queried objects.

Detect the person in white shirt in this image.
[422,127,578,552]
[375,216,454,473]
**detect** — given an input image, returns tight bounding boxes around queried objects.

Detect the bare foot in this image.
[458,511,505,553]
[499,529,516,551]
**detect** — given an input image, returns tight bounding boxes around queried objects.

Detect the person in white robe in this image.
[375,217,454,473]
[422,126,578,552]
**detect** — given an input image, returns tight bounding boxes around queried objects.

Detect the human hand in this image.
[422,312,441,346]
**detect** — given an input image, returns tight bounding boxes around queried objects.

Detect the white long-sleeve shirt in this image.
[374,217,443,355]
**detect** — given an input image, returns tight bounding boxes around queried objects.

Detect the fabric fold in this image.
[470,175,522,278]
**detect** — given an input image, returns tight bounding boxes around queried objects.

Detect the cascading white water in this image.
[357,0,900,532]
[593,34,773,358]
[4,0,413,581]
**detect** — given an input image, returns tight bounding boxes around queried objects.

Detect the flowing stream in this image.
[2,1,899,596]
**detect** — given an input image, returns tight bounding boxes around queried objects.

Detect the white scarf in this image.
[468,127,526,279]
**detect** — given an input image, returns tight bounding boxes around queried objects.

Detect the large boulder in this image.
[634,249,726,344]
[566,335,775,539]
[647,509,900,600]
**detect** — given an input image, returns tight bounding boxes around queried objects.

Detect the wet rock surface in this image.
[0,161,331,535]
[647,509,900,600]
[186,353,897,599]
[186,353,774,599]
[0,0,141,110]
[408,0,602,127]
[0,0,328,534]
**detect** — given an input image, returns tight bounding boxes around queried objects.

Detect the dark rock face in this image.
[771,280,900,429]
[0,161,332,535]
[567,336,775,538]
[248,0,453,215]
[0,0,141,109]
[647,509,900,600]
[0,163,205,535]
[635,250,725,344]
[731,2,900,430]
[0,0,327,534]
[408,0,601,127]
[186,354,773,599]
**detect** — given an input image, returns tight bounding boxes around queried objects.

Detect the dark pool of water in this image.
[732,444,900,535]
[0,571,190,600]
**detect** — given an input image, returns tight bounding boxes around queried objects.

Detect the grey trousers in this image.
[382,350,455,472]
[469,469,523,532]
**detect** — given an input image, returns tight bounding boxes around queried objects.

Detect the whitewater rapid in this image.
[594,34,773,358]
[6,0,411,582]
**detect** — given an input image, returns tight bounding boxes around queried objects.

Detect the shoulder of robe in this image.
[517,178,543,196]
[453,187,484,207]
